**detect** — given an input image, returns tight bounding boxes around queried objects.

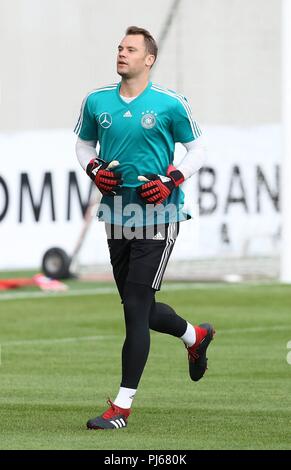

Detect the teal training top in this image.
[74,81,202,226]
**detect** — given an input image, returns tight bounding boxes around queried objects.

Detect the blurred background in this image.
[0,0,284,281]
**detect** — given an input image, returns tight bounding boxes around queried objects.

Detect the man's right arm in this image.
[74,94,122,195]
[75,137,122,195]
[75,137,98,170]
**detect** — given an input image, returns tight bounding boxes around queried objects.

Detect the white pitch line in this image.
[1,335,117,347]
[0,284,206,301]
[220,325,289,334]
[0,286,116,301]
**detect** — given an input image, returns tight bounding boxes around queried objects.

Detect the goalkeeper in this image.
[75,26,215,430]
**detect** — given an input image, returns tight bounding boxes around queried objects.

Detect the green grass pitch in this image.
[0,277,290,450]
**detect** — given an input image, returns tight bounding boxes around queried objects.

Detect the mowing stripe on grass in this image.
[1,324,289,348]
[0,282,278,302]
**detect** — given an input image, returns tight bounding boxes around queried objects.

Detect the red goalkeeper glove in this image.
[86,158,122,195]
[137,165,185,204]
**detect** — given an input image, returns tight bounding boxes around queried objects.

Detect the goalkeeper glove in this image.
[86,158,122,195]
[137,164,185,204]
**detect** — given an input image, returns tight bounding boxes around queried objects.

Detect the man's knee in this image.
[123,282,155,322]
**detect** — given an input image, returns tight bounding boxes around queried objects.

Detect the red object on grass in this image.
[0,275,68,291]
[0,278,36,290]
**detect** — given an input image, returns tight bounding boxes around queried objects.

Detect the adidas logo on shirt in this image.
[152,232,165,240]
[123,110,132,118]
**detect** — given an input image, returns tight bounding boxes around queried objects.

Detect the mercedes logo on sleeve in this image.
[99,112,112,129]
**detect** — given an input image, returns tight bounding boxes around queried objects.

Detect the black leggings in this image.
[121,281,187,389]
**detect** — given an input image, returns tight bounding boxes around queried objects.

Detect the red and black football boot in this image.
[186,323,215,381]
[87,399,131,430]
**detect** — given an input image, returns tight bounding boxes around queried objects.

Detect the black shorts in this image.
[106,222,180,299]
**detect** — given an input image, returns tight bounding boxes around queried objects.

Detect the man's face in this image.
[117,34,154,78]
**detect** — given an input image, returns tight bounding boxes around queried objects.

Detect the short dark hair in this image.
[125,26,158,63]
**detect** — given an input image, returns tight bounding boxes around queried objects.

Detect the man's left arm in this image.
[137,137,206,204]
[174,135,206,180]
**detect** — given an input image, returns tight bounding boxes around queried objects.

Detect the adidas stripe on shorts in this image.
[105,222,180,296]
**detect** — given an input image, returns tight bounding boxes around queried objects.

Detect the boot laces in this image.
[102,399,119,419]
[187,347,199,362]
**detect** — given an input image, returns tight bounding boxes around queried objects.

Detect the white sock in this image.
[113,387,137,409]
[180,322,196,347]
